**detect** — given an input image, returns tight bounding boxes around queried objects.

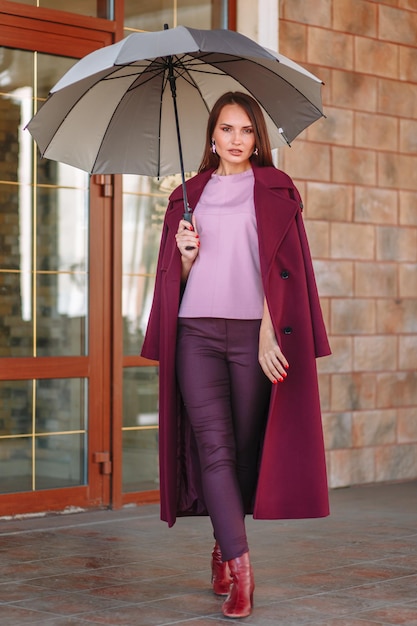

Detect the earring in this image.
[253,147,259,156]
[211,139,216,154]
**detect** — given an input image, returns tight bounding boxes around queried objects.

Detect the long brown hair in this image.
[198,91,274,172]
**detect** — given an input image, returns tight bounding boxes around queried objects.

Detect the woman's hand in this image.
[175,215,199,282]
[259,299,289,384]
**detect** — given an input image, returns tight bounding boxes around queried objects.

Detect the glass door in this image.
[0,38,113,515]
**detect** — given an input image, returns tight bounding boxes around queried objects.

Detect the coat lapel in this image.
[252,166,299,279]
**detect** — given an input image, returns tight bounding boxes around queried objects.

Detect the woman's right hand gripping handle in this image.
[175,214,200,283]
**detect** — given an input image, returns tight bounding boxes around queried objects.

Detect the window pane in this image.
[0,272,33,357]
[122,177,165,355]
[0,378,87,494]
[0,380,32,436]
[35,433,86,489]
[36,378,86,433]
[124,0,226,31]
[36,53,77,100]
[122,366,159,493]
[125,0,174,32]
[5,1,114,19]
[123,430,159,492]
[0,439,32,494]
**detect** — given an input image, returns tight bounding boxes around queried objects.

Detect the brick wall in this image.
[278,0,417,487]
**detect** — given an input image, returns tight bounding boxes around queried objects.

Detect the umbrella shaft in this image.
[167,56,191,215]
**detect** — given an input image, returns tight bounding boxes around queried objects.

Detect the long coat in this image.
[141,164,331,527]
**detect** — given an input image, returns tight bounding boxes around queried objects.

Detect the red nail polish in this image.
[272,379,277,384]
[278,376,284,382]
[285,364,289,369]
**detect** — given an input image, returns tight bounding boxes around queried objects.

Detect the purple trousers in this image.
[176,318,271,561]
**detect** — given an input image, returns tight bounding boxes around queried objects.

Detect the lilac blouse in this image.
[178,168,264,319]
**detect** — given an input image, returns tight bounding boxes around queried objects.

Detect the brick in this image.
[399,263,417,298]
[332,70,377,112]
[379,153,417,191]
[355,112,398,152]
[376,226,417,262]
[332,0,377,36]
[332,147,376,186]
[377,371,417,408]
[378,78,417,118]
[352,410,397,447]
[375,444,417,481]
[379,5,417,46]
[399,191,417,226]
[307,107,353,145]
[313,259,354,297]
[322,412,352,449]
[330,222,375,260]
[355,262,397,298]
[304,220,330,258]
[355,37,398,79]
[353,335,397,372]
[320,296,330,330]
[308,27,354,70]
[399,119,417,154]
[354,187,398,225]
[317,336,352,373]
[399,335,417,370]
[331,298,376,335]
[399,45,417,82]
[306,182,353,222]
[280,140,331,181]
[327,448,376,488]
[376,298,417,334]
[279,20,307,64]
[397,407,417,443]
[318,373,331,411]
[281,0,332,26]
[331,372,377,411]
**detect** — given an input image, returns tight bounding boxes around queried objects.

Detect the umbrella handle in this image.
[183,212,196,251]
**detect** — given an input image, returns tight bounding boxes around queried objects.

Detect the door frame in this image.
[0,6,117,516]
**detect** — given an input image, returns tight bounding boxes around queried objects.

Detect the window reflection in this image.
[0,379,87,494]
[122,367,159,492]
[122,176,168,354]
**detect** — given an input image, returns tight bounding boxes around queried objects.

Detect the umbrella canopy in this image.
[27,26,324,179]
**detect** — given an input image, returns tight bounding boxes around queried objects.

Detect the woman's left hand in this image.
[259,298,289,384]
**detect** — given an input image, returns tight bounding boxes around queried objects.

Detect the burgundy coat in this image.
[141,164,331,527]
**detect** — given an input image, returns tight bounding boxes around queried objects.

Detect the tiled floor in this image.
[0,481,416,625]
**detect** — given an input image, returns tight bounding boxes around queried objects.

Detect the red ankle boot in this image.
[222,552,254,618]
[211,542,232,596]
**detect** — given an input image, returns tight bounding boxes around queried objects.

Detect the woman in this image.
[141,92,331,619]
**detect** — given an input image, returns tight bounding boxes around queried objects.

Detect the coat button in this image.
[283,326,292,335]
[280,270,289,279]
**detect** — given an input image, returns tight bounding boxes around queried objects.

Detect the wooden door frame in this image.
[0,6,116,516]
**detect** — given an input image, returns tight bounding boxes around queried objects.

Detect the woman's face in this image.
[211,103,256,174]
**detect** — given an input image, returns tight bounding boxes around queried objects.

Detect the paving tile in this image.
[0,483,416,626]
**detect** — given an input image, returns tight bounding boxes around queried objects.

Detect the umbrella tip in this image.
[164,23,169,29]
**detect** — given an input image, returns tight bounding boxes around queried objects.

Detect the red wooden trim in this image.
[228,0,237,30]
[0,19,112,57]
[110,175,124,510]
[0,486,100,516]
[123,355,159,368]
[0,357,89,380]
[87,178,113,507]
[122,489,160,507]
[0,0,116,32]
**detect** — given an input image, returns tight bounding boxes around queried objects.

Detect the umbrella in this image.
[27,25,324,218]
